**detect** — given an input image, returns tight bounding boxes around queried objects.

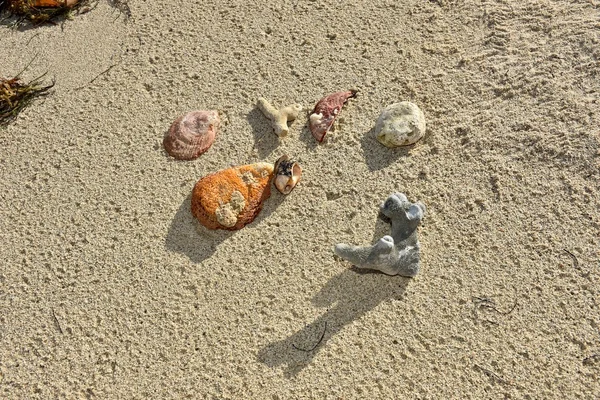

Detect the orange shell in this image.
[163,110,219,160]
[191,163,274,230]
[29,0,78,7]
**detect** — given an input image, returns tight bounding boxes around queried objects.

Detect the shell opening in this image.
[273,155,302,195]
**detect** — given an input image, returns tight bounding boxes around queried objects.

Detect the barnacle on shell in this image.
[191,163,274,230]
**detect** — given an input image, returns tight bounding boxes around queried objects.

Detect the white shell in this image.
[375,102,426,147]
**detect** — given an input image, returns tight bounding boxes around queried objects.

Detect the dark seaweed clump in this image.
[0,74,54,126]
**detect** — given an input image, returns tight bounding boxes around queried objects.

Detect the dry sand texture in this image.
[1,0,599,398]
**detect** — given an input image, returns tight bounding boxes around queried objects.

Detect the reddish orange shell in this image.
[309,90,357,142]
[191,163,274,230]
[29,0,78,7]
[163,110,219,160]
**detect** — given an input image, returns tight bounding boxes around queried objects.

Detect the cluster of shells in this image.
[163,92,426,231]
[162,109,302,230]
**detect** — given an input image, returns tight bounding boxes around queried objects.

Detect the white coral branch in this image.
[257,98,302,137]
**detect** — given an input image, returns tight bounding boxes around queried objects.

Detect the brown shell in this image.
[191,163,274,230]
[309,90,357,142]
[163,110,219,160]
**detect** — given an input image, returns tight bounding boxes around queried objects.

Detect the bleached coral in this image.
[257,98,302,137]
[334,193,425,277]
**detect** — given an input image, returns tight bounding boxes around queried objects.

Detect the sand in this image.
[1,0,599,398]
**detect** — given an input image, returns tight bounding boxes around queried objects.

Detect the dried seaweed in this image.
[0,74,54,126]
[107,0,129,19]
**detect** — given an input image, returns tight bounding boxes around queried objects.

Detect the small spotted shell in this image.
[163,110,219,160]
[191,163,274,230]
[273,155,302,195]
[309,90,357,142]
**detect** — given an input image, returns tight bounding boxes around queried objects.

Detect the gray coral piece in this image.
[334,193,425,277]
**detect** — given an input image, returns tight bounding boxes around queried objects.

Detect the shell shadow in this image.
[247,107,280,159]
[257,264,410,377]
[298,121,319,151]
[360,127,412,171]
[164,194,234,263]
[165,191,287,263]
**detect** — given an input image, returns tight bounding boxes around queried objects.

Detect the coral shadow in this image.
[257,266,410,377]
[247,107,280,159]
[165,191,287,264]
[360,127,413,171]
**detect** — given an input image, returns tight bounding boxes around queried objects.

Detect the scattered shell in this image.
[191,163,274,230]
[309,90,357,142]
[191,155,302,230]
[163,110,220,160]
[257,98,302,137]
[273,155,302,194]
[375,101,426,147]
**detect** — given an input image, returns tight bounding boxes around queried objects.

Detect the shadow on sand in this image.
[247,107,280,159]
[258,267,411,377]
[360,127,415,171]
[298,121,319,151]
[258,212,411,377]
[165,192,286,263]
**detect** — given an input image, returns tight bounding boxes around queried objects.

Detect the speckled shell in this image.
[191,163,274,230]
[163,110,219,160]
[309,90,357,142]
[273,155,302,195]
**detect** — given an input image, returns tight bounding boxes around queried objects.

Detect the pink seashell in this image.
[309,90,357,142]
[163,110,220,160]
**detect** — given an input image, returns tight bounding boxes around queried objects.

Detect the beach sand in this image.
[1,0,599,398]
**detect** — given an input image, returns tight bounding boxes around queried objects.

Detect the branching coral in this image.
[257,98,302,137]
[334,193,425,277]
